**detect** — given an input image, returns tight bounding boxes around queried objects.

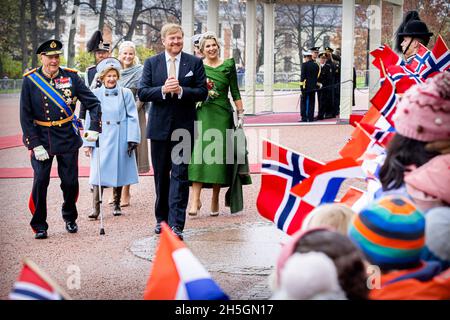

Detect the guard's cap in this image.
[36,39,63,55]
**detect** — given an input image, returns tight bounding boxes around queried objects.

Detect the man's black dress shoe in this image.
[65,221,78,233]
[154,222,162,234]
[171,226,184,240]
[35,230,47,239]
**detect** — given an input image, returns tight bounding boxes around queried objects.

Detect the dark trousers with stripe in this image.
[301,91,316,122]
[151,139,191,231]
[29,151,79,232]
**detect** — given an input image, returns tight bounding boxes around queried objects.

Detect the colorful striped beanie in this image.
[348,196,425,271]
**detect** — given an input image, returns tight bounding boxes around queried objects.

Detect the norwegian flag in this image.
[370,77,398,126]
[408,43,431,74]
[419,35,450,79]
[359,106,393,132]
[358,122,395,148]
[370,45,403,78]
[256,139,323,235]
[9,259,70,300]
[339,122,385,162]
[290,158,364,207]
[386,64,423,93]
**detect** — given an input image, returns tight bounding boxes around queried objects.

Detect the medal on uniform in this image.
[55,77,72,89]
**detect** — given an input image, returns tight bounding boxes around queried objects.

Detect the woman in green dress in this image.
[188,33,245,216]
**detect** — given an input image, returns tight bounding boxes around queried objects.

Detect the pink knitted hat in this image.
[404,154,450,205]
[393,72,450,142]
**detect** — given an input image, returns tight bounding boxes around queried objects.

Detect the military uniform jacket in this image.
[79,65,102,120]
[300,60,320,92]
[318,63,333,88]
[20,67,102,155]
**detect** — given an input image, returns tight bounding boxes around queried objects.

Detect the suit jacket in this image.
[138,51,208,141]
[301,60,320,92]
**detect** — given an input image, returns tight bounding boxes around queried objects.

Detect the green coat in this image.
[225,126,252,213]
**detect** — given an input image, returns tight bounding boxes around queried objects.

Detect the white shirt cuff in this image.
[161,86,166,100]
[178,87,183,99]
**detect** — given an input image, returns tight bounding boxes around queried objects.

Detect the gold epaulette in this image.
[23,68,37,77]
[63,67,79,73]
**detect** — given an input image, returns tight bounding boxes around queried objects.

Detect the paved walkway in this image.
[0,94,357,299]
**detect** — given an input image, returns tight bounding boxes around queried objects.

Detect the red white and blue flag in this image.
[9,259,69,300]
[290,158,364,207]
[359,122,395,148]
[419,35,450,79]
[143,223,229,300]
[339,187,369,214]
[370,77,398,126]
[408,43,431,74]
[256,139,323,235]
[370,45,403,78]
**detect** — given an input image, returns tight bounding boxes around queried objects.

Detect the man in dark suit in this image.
[138,23,208,240]
[300,50,320,122]
[317,51,333,120]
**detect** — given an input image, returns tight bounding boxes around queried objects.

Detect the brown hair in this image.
[295,230,369,300]
[161,23,184,39]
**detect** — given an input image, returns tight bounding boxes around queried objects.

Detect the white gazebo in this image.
[181,0,404,122]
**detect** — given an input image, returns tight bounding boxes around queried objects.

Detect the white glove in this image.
[237,113,244,128]
[84,130,100,142]
[33,145,49,161]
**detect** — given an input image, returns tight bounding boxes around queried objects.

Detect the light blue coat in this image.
[84,85,141,187]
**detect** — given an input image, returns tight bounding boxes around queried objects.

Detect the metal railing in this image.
[0,79,23,94]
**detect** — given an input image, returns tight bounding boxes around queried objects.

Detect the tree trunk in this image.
[20,0,29,72]
[125,0,142,41]
[30,0,38,68]
[98,0,107,31]
[54,0,62,39]
[67,0,80,67]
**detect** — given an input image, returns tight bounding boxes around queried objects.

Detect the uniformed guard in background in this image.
[20,39,102,239]
[79,31,111,121]
[325,46,339,118]
[394,10,433,64]
[300,50,320,122]
[317,51,333,120]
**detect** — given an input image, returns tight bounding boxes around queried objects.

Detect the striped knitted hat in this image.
[348,196,425,271]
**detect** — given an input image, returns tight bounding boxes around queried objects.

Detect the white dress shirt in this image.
[162,51,183,99]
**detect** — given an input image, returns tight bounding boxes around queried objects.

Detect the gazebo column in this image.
[181,0,194,54]
[339,0,355,122]
[263,1,275,112]
[245,0,257,114]
[368,0,382,99]
[207,0,220,36]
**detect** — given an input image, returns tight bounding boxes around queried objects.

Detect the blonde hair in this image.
[118,41,140,66]
[161,23,184,39]
[199,32,220,53]
[99,67,120,81]
[301,204,355,235]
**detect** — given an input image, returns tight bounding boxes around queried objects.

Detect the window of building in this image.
[323,35,330,49]
[79,23,86,37]
[285,33,292,49]
[195,22,202,34]
[233,24,241,39]
[284,57,292,72]
[233,48,241,62]
[90,0,96,8]
[218,23,222,38]
[116,0,122,10]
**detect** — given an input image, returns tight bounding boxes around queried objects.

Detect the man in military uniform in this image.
[394,11,433,64]
[325,46,340,118]
[317,51,333,120]
[300,50,320,122]
[20,39,102,239]
[79,31,111,121]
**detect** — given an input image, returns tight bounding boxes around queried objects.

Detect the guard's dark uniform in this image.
[317,61,333,119]
[300,60,320,122]
[332,54,341,117]
[79,65,102,120]
[20,66,101,233]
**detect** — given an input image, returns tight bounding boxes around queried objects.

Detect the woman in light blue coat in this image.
[83,58,140,218]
